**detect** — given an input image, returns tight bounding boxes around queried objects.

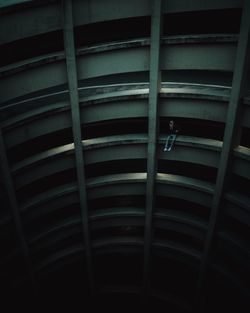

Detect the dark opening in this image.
[163,9,242,36]
[88,195,145,211]
[158,160,217,183]
[75,16,150,48]
[82,118,148,139]
[85,159,147,179]
[93,252,143,286]
[154,222,204,250]
[151,255,198,304]
[241,127,250,147]
[0,30,64,67]
[16,168,77,203]
[160,117,225,141]
[156,196,210,220]
[7,127,73,164]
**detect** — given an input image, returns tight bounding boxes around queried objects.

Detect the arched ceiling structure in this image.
[0,0,249,311]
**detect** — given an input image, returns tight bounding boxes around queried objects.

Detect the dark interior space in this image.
[163,8,242,35]
[160,117,225,141]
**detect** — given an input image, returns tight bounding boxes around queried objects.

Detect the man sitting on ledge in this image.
[164,119,180,152]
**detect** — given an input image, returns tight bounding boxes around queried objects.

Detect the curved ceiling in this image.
[0,0,249,311]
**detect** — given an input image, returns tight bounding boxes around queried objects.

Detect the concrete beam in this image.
[143,0,162,298]
[196,0,250,310]
[62,0,94,292]
[0,129,36,289]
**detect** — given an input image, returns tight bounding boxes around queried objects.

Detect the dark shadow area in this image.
[85,159,147,179]
[151,255,198,306]
[230,174,250,196]
[154,222,204,251]
[160,117,225,141]
[88,195,145,211]
[78,71,149,87]
[23,204,81,240]
[241,127,250,147]
[82,118,148,139]
[163,9,242,36]
[204,266,249,313]
[91,224,144,241]
[156,196,210,220]
[75,16,150,48]
[158,160,217,183]
[0,30,64,67]
[162,70,233,86]
[16,168,77,203]
[94,251,143,286]
[7,127,73,164]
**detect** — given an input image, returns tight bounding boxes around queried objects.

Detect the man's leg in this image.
[164,134,173,151]
[168,134,177,151]
[164,135,170,151]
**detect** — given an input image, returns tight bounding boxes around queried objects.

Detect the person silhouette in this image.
[164,119,179,151]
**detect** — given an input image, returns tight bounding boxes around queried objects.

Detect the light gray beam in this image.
[62,0,94,292]
[196,0,250,311]
[0,130,36,289]
[143,0,162,298]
